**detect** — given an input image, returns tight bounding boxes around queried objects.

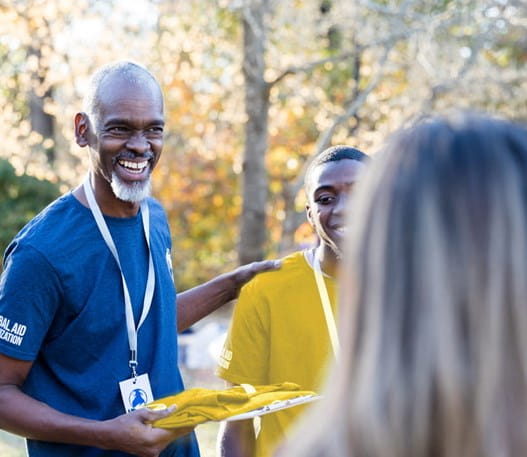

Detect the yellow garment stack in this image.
[148,382,316,428]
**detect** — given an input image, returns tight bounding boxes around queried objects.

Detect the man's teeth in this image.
[118,160,148,173]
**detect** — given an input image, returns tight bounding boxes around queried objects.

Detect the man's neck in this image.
[314,245,339,278]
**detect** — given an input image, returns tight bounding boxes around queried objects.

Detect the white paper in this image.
[224,394,321,421]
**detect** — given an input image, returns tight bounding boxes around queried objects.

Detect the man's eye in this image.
[146,127,164,135]
[108,126,129,133]
[315,195,335,204]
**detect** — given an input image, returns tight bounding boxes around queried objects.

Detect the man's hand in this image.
[226,259,282,300]
[99,407,194,457]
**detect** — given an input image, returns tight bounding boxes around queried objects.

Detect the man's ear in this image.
[74,112,92,148]
[306,203,314,228]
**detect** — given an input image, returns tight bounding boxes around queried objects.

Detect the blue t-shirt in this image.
[0,193,200,457]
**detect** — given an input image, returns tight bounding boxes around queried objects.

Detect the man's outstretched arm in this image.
[176,259,281,332]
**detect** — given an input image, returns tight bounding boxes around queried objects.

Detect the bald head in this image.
[83,61,163,130]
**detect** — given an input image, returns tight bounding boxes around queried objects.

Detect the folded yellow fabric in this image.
[148,382,317,428]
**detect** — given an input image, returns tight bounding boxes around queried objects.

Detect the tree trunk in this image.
[238,0,270,265]
[29,87,55,162]
[28,47,55,164]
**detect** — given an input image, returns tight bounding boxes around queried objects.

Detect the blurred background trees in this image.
[1,0,525,289]
[0,159,60,251]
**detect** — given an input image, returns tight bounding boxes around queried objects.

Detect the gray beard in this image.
[111,171,152,203]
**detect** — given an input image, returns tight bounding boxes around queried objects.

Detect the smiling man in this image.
[75,63,165,214]
[216,145,368,457]
[0,61,279,457]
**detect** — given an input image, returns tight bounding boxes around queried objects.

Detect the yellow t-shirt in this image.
[216,251,336,457]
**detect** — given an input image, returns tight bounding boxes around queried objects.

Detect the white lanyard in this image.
[313,254,340,359]
[83,176,155,379]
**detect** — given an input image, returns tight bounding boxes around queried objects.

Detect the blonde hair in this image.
[278,112,527,457]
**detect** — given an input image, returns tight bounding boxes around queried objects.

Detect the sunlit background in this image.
[1,0,526,455]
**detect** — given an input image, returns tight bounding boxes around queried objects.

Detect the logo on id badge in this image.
[119,373,154,413]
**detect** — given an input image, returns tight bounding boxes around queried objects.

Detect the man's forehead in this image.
[307,159,365,192]
[100,76,161,100]
[96,78,164,116]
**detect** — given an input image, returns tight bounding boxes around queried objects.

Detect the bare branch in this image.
[268,29,419,86]
[269,51,356,86]
[357,0,457,23]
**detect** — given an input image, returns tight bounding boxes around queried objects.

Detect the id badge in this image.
[119,373,154,413]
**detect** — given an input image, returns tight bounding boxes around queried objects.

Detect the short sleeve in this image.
[216,279,270,386]
[0,242,62,360]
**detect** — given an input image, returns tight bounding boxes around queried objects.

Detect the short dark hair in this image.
[304,145,368,192]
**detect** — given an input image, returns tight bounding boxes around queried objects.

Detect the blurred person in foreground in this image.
[0,61,278,457]
[276,112,527,457]
[216,145,368,457]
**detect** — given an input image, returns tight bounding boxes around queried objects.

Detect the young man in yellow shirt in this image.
[216,145,368,457]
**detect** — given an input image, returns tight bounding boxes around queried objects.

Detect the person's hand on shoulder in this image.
[176,258,282,331]
[228,259,282,296]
